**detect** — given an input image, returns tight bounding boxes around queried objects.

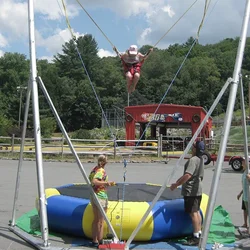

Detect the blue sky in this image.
[0,0,248,61]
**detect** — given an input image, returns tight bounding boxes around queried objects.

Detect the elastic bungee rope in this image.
[60,0,130,240]
[127,0,211,168]
[119,159,127,241]
[59,0,212,242]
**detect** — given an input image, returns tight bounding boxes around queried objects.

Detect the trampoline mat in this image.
[56,183,182,202]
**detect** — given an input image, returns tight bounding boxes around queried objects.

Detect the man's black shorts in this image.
[184,196,202,213]
[242,199,246,210]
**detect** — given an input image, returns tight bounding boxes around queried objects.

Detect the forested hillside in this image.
[0,35,250,136]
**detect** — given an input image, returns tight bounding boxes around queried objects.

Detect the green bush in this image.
[40,117,57,138]
[71,129,91,139]
[0,115,13,136]
[71,127,126,140]
[7,126,34,138]
[90,127,125,140]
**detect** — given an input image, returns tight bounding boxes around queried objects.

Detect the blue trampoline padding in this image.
[47,195,89,237]
[151,199,195,240]
[43,184,208,241]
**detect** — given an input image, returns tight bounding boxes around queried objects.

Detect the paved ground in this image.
[0,158,249,250]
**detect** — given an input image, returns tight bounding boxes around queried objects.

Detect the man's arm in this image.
[170,173,192,190]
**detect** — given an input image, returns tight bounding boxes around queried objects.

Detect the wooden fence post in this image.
[61,136,64,159]
[113,138,116,159]
[157,135,162,157]
[11,134,15,153]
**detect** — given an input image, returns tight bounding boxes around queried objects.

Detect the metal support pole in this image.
[37,76,119,241]
[125,78,232,250]
[249,80,250,118]
[239,74,250,233]
[17,86,27,129]
[28,0,49,247]
[11,80,31,226]
[18,88,22,129]
[199,1,250,249]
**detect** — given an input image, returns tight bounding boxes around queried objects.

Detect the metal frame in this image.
[124,77,232,249]
[126,0,250,248]
[9,0,50,247]
[9,0,118,249]
[9,0,250,249]
[200,1,250,248]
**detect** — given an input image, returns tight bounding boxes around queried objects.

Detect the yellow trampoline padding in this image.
[45,188,61,198]
[200,193,209,217]
[36,188,60,211]
[83,201,153,241]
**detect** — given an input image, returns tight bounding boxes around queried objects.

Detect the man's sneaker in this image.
[183,237,200,246]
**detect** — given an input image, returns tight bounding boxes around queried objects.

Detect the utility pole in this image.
[249,80,250,119]
[245,75,250,122]
[16,86,27,129]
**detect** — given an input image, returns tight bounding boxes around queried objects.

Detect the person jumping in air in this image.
[114,45,153,94]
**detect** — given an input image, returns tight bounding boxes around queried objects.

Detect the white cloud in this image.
[34,0,80,20]
[36,28,85,55]
[98,49,116,58]
[0,50,4,57]
[0,0,248,60]
[0,0,28,39]
[162,5,175,18]
[138,28,152,46]
[39,55,53,62]
[0,33,8,48]
[136,0,247,48]
[75,0,165,18]
[0,0,80,50]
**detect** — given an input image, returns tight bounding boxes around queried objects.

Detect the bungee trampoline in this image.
[40,183,208,241]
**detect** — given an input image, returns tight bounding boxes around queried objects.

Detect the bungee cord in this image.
[126,0,210,163]
[61,0,75,39]
[119,159,127,242]
[196,0,212,40]
[75,0,199,51]
[59,0,212,244]
[74,0,202,105]
[60,0,130,240]
[60,0,117,144]
[127,39,198,162]
[125,2,213,245]
[75,0,115,49]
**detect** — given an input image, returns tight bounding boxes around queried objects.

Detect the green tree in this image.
[54,35,99,81]
[94,56,126,109]
[53,35,103,131]
[40,117,57,138]
[0,53,29,123]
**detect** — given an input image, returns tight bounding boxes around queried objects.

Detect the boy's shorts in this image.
[243,200,248,213]
[90,195,108,209]
[184,196,202,213]
[242,199,246,210]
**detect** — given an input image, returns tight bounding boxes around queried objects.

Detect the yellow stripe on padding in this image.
[83,201,153,241]
[145,183,161,186]
[200,193,209,217]
[36,188,60,211]
[45,188,61,198]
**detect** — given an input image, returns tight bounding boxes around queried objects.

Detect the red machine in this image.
[124,104,212,145]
